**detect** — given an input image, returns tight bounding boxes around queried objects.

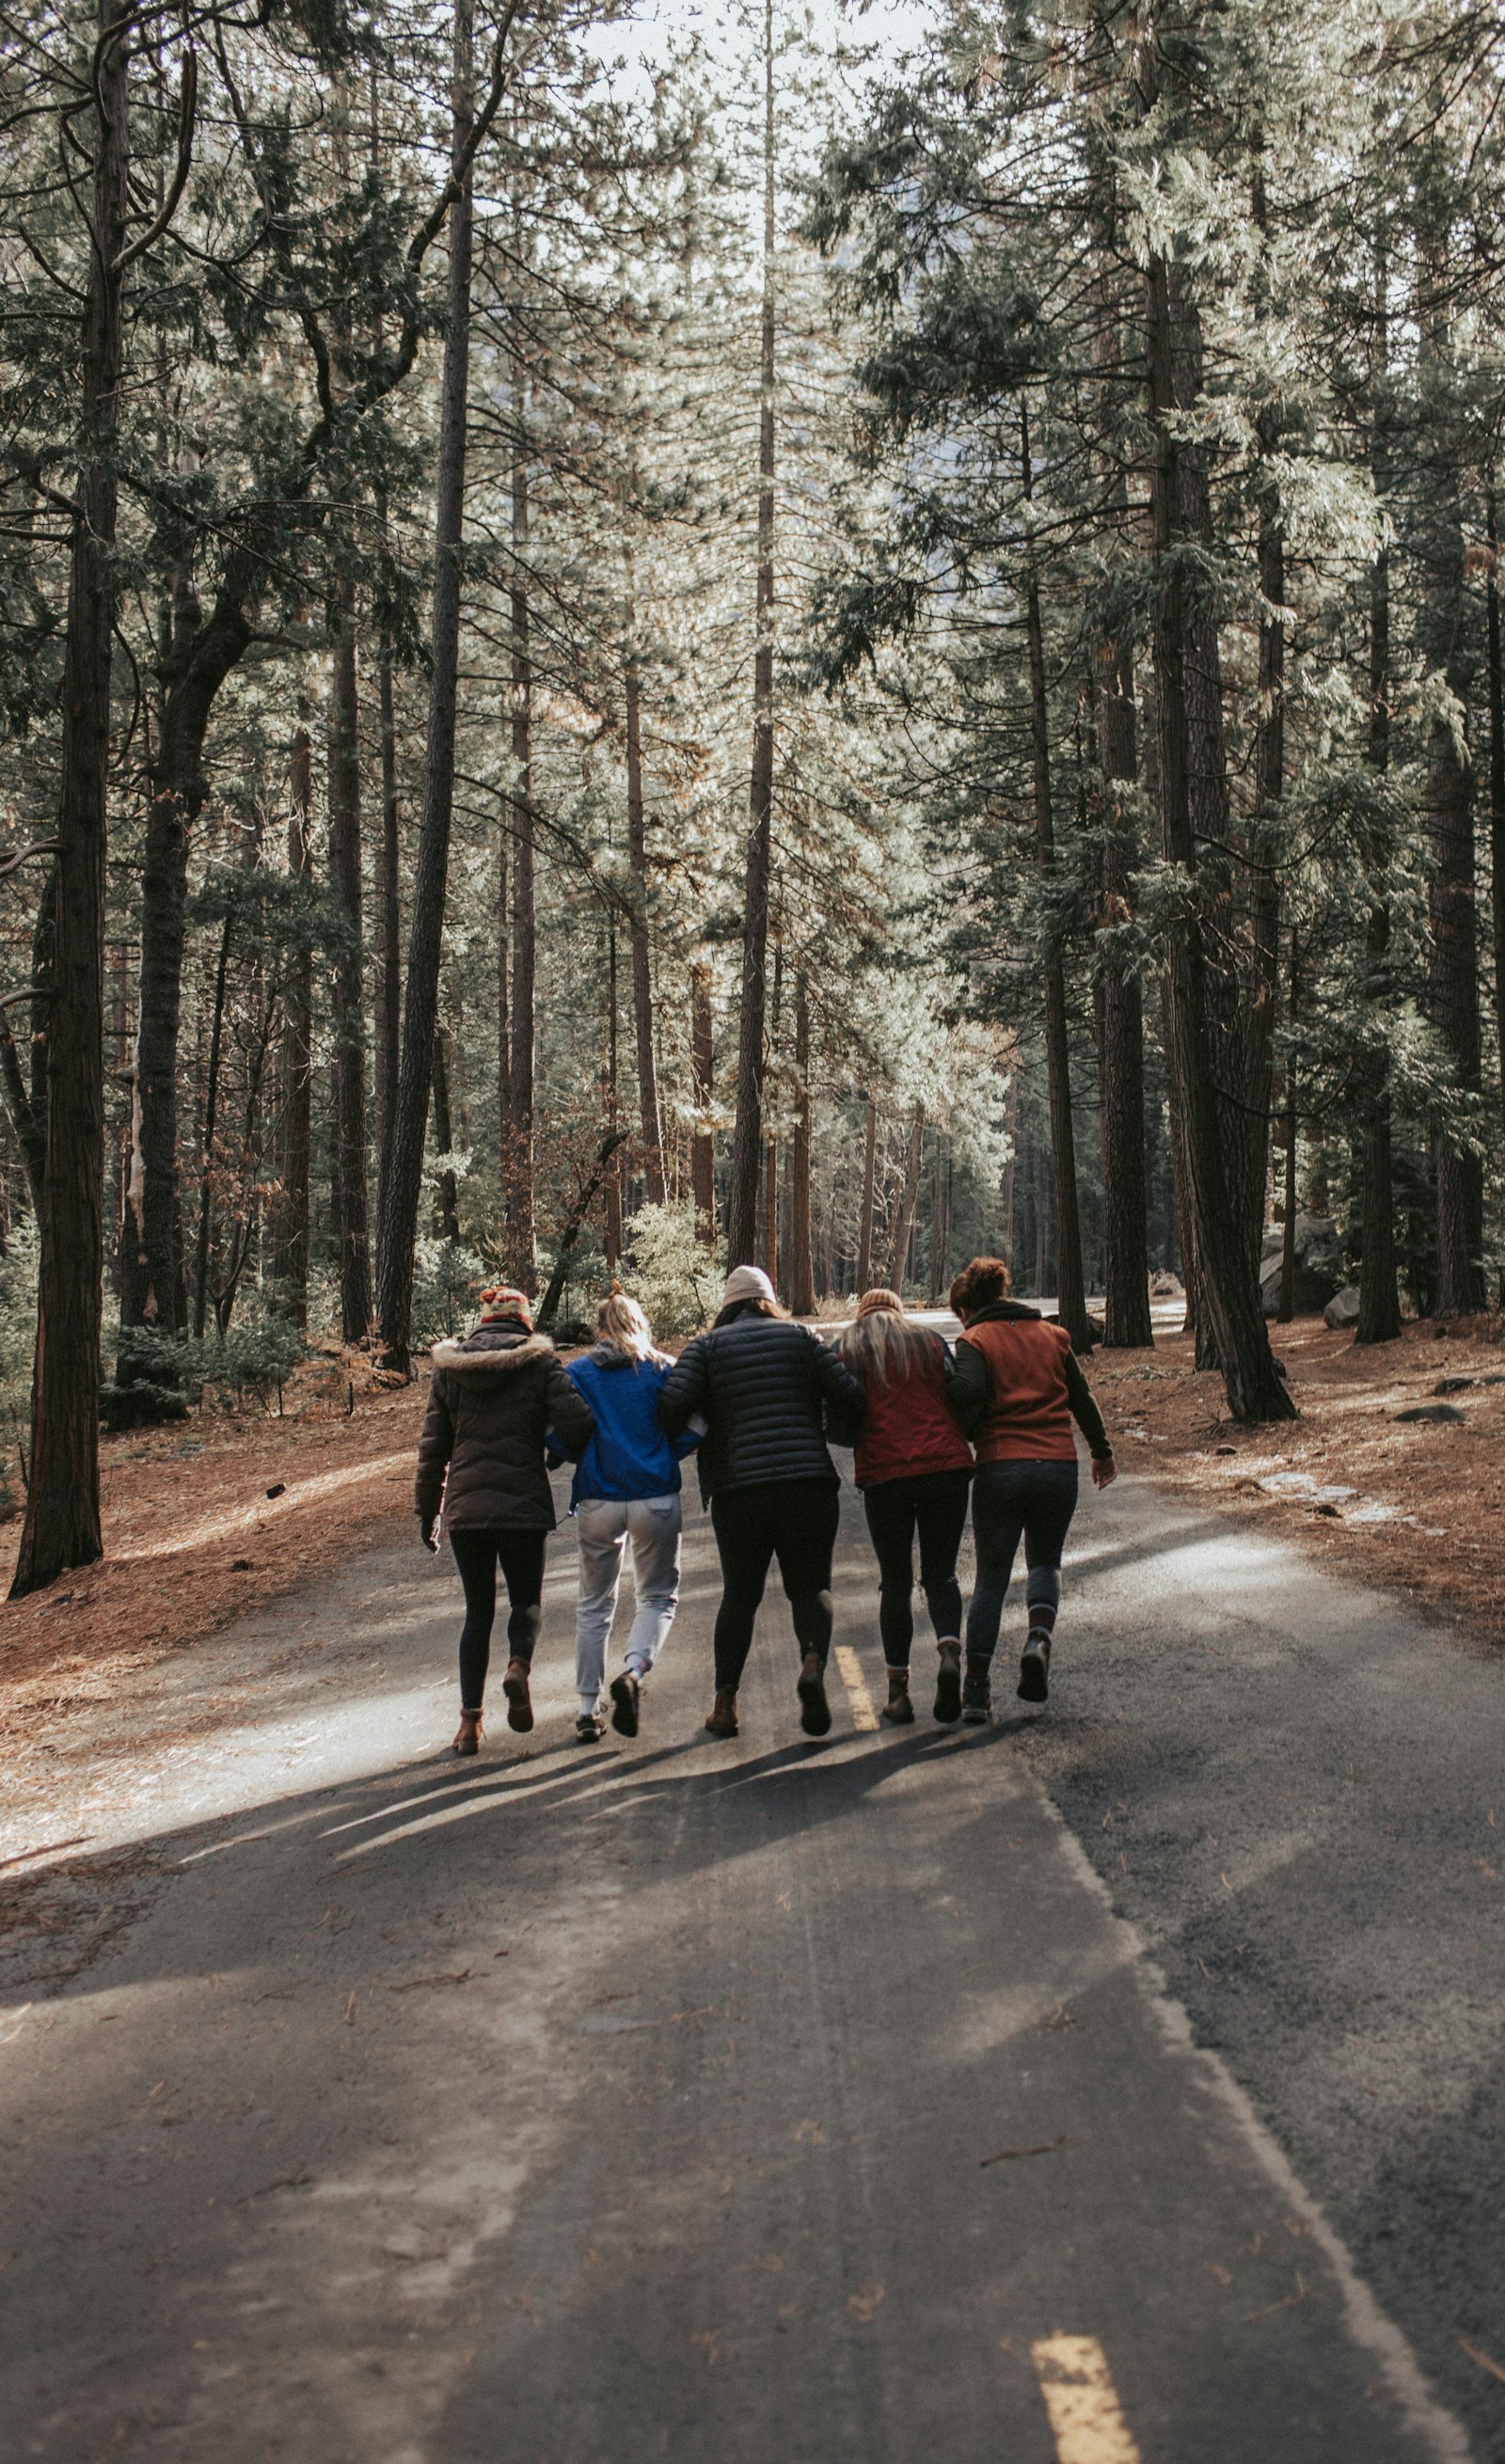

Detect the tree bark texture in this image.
[1356,423,1402,1345]
[624,632,664,1202]
[431,1021,460,1242]
[1145,247,1294,1421]
[272,726,314,1322]
[372,0,474,1371]
[328,588,372,1340]
[726,0,776,1269]
[1021,406,1090,1351]
[11,0,130,1594]
[884,1103,926,1291]
[690,962,715,1243]
[856,1094,878,1293]
[374,615,402,1225]
[506,450,537,1289]
[1096,640,1151,1346]
[785,970,815,1313]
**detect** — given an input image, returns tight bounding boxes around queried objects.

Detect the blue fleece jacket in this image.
[554,1345,699,1507]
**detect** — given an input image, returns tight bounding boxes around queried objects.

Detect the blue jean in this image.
[965,1458,1079,1662]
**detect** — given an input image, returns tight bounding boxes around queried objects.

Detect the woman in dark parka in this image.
[416,1284,594,1752]
[657,1264,863,1741]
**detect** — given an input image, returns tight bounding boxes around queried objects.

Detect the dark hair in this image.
[712,1295,787,1330]
[948,1256,1012,1319]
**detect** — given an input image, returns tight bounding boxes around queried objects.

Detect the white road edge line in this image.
[1045,1802,1472,2463]
[1031,2333,1141,2464]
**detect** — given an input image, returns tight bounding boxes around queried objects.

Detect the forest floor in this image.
[0,1348,428,1769]
[1101,1310,1505,1646]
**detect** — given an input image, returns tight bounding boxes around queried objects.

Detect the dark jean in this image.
[450,1526,547,1709]
[861,1467,972,1666]
[709,1479,841,1692]
[965,1458,1079,1662]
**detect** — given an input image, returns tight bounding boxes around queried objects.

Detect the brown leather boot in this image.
[705,1687,739,1738]
[453,1708,483,1756]
[502,1659,534,1732]
[880,1669,914,1726]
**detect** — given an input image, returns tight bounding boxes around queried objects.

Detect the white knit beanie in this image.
[722,1263,775,1307]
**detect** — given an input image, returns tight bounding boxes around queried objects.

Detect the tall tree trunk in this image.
[1491,485,1505,1154]
[856,1093,878,1292]
[1239,165,1284,1279]
[1021,404,1090,1350]
[1001,1062,1019,1280]
[927,1131,943,1305]
[1277,928,1299,1324]
[690,962,716,1244]
[760,936,782,1279]
[604,918,621,1271]
[374,610,401,1220]
[372,0,474,1372]
[506,447,537,1289]
[726,0,776,1267]
[274,725,314,1324]
[431,1021,460,1242]
[11,0,131,1595]
[328,583,372,1341]
[883,1104,926,1290]
[624,608,664,1201]
[785,970,815,1314]
[1096,640,1152,1346]
[1357,403,1402,1344]
[192,912,232,1338]
[1145,245,1293,1421]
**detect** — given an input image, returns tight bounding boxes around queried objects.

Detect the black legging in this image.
[861,1467,972,1666]
[450,1526,547,1710]
[709,1479,841,1692]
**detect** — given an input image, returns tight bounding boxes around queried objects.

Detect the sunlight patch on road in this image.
[112,1453,412,1562]
[1032,2335,1141,2464]
[833,1646,879,1732]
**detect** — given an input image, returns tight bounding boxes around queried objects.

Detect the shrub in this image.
[411,1237,487,1349]
[620,1200,723,1341]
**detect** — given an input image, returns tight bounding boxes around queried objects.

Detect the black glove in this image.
[419,1514,439,1554]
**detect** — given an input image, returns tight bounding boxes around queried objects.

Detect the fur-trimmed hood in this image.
[430,1328,556,1376]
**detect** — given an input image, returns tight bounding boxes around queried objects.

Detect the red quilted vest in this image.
[852,1335,974,1490]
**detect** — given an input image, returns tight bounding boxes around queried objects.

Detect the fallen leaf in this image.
[847,2286,885,2323]
[979,2135,1079,2169]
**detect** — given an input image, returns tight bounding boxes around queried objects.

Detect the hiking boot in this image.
[574,1709,606,1744]
[797,1650,832,1738]
[610,1670,641,1738]
[1018,1630,1053,1704]
[705,1687,739,1738]
[933,1639,962,1724]
[453,1708,483,1757]
[961,1657,992,1725]
[502,1658,534,1732]
[880,1671,914,1726]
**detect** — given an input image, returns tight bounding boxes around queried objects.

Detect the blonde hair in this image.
[597,1292,658,1362]
[838,1288,940,1388]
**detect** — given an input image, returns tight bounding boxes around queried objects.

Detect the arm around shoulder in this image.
[657,1334,708,1436]
[545,1352,595,1452]
[946,1335,990,1437]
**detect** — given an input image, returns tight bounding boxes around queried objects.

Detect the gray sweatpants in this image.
[573,1493,682,1707]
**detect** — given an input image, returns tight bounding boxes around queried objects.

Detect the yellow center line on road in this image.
[1031,2335,1142,2464]
[833,1646,880,1733]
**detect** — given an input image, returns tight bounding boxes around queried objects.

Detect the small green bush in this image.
[620,1201,723,1341]
[411,1237,487,1348]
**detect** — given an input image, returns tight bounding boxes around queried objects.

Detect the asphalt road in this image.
[1,1445,1498,2463]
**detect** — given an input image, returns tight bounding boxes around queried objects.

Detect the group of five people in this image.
[415,1255,1117,1754]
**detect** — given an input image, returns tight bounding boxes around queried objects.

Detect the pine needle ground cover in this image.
[1102,1318,1505,1644]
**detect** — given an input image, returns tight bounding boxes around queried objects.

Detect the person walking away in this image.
[416,1284,594,1754]
[658,1265,864,1741]
[837,1287,974,1726]
[554,1292,700,1745]
[945,1256,1116,1718]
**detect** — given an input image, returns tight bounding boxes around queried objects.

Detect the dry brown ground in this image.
[0,1350,428,1756]
[1098,1311,1504,1642]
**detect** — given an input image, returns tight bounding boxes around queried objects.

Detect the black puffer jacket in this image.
[416,1319,594,1531]
[658,1309,863,1505]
